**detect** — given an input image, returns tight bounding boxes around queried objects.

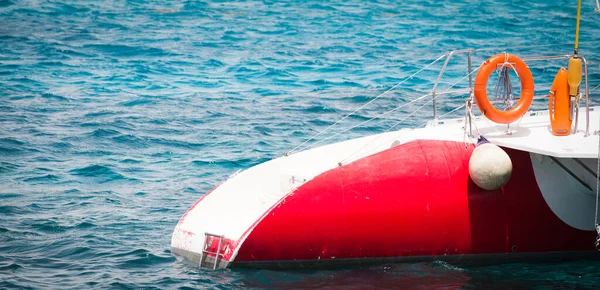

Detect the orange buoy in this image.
[474,54,535,124]
[549,68,572,136]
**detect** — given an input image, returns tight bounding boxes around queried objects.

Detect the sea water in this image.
[1,0,600,289]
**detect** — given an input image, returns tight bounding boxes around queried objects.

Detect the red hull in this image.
[234,140,595,265]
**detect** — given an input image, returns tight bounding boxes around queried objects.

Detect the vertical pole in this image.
[214,236,222,270]
[468,51,473,92]
[583,57,590,136]
[468,51,473,137]
[432,52,453,120]
[433,91,437,120]
[569,0,583,134]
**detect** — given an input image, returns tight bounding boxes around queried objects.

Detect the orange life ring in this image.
[474,54,535,124]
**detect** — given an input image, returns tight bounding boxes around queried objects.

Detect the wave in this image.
[83,44,171,58]
[119,98,159,107]
[0,137,25,147]
[40,93,70,102]
[22,174,61,183]
[69,164,128,183]
[0,205,31,216]
[0,161,19,173]
[116,250,174,269]
[90,128,121,138]
[0,262,22,272]
[191,156,271,169]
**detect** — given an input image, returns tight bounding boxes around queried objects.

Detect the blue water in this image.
[1,0,600,288]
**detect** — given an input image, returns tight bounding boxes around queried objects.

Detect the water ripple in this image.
[69,164,129,183]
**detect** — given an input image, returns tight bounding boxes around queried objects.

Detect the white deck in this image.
[429,106,600,159]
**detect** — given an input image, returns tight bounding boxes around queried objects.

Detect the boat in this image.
[171,4,600,270]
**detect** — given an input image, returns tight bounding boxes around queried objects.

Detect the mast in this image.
[567,0,582,98]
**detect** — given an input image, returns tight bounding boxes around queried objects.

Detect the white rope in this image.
[341,99,472,165]
[480,111,514,135]
[338,66,481,164]
[338,97,434,165]
[501,52,519,78]
[286,53,448,156]
[413,101,473,129]
[404,102,470,131]
[295,92,433,152]
[440,102,468,119]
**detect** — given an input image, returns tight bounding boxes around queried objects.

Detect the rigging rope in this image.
[574,0,582,55]
[338,65,481,164]
[441,102,468,120]
[286,53,448,156]
[409,102,470,130]
[338,97,434,165]
[295,92,434,152]
[288,45,599,156]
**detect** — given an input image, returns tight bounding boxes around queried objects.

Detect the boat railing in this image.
[432,49,474,120]
[432,49,592,136]
[287,49,593,157]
